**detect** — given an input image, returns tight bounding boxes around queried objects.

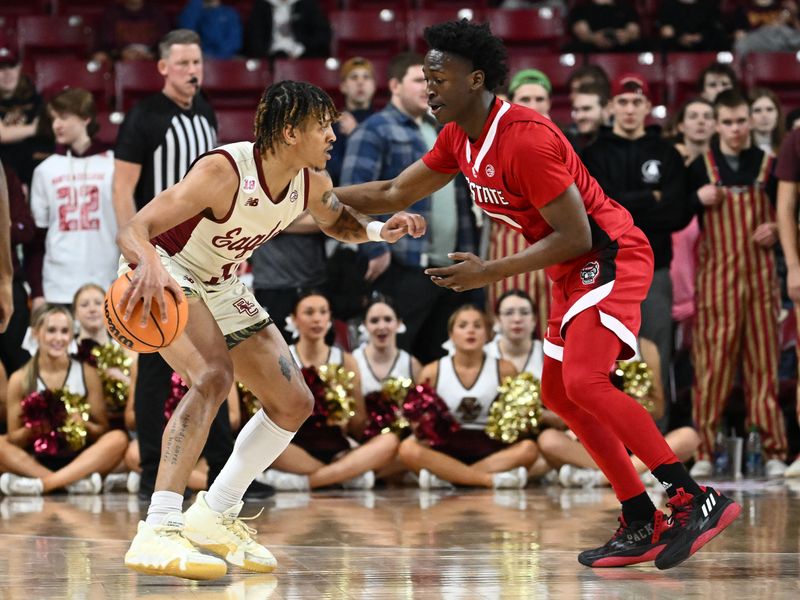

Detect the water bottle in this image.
[713,428,729,476]
[745,426,763,477]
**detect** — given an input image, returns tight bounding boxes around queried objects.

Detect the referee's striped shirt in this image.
[115,92,218,211]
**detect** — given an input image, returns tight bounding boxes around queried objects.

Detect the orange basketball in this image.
[104,271,189,353]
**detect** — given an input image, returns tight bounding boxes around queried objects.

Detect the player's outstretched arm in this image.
[307,170,426,243]
[116,153,237,324]
[426,184,592,292]
[334,159,455,215]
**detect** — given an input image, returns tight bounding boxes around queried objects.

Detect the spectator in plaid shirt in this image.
[340,52,481,363]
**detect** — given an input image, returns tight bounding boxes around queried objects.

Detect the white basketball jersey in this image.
[153,142,308,284]
[289,344,343,369]
[36,358,87,397]
[352,346,413,395]
[484,338,544,380]
[435,354,500,430]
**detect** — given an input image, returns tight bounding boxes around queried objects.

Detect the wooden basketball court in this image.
[1,480,798,599]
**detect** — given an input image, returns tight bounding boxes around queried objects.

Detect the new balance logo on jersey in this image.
[233,298,259,316]
[245,197,259,206]
[467,179,509,206]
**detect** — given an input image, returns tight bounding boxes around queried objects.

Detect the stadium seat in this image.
[665,51,739,107]
[0,0,49,17]
[743,52,800,107]
[508,52,581,96]
[94,111,125,147]
[330,9,407,58]
[35,57,113,109]
[484,7,565,53]
[216,109,255,144]
[588,52,666,104]
[114,60,163,111]
[274,58,343,103]
[17,15,96,60]
[407,8,486,53]
[342,0,413,9]
[0,16,17,52]
[201,58,272,110]
[416,0,489,8]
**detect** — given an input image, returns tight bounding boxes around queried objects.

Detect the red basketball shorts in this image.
[543,226,654,363]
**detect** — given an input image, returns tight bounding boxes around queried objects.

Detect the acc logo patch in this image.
[242,176,257,193]
[485,164,495,177]
[580,261,599,285]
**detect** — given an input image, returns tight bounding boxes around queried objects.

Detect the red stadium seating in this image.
[94,111,124,147]
[665,51,739,107]
[114,60,163,111]
[17,15,96,60]
[201,58,272,110]
[587,52,666,104]
[342,0,413,9]
[330,9,407,58]
[0,0,49,17]
[743,52,800,108]
[35,57,113,109]
[407,8,486,53]
[416,0,489,8]
[485,7,565,53]
[216,110,255,144]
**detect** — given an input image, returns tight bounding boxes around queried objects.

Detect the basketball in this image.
[104,271,189,353]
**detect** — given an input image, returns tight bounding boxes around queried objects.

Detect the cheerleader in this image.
[486,290,544,379]
[0,305,128,495]
[538,337,700,488]
[398,305,538,489]
[264,291,399,490]
[353,293,422,395]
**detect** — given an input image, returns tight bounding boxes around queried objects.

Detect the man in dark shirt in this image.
[582,74,691,426]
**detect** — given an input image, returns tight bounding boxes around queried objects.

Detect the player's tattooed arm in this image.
[308,170,427,244]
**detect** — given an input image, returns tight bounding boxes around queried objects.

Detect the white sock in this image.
[205,409,296,514]
[145,490,185,526]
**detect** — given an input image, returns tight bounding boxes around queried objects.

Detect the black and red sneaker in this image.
[654,486,741,570]
[578,510,673,567]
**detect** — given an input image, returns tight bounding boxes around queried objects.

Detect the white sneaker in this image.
[784,457,800,478]
[127,471,141,494]
[184,491,277,573]
[342,470,375,490]
[689,459,713,478]
[765,459,787,478]
[0,473,43,496]
[558,465,605,489]
[492,466,528,489]
[124,512,227,580]
[66,473,102,495]
[262,469,310,492]
[418,469,455,490]
[103,473,129,493]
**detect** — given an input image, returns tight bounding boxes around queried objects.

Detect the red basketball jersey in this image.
[423,98,634,280]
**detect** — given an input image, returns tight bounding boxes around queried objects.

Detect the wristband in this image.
[366,221,384,242]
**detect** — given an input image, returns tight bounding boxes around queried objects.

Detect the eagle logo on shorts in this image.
[233,298,259,317]
[580,261,600,285]
[456,397,481,423]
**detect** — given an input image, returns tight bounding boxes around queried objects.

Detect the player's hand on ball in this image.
[381,212,426,242]
[118,256,184,326]
[425,252,493,292]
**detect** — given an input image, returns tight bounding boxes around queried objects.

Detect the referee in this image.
[112,29,270,500]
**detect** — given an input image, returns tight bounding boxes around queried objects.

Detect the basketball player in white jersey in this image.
[117,81,426,580]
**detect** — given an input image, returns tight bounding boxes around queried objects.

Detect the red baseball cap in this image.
[611,73,650,99]
[0,47,19,67]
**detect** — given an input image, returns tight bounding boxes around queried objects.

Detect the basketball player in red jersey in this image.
[334,20,740,570]
[116,81,425,580]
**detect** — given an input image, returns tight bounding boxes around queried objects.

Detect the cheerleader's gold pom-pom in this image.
[58,389,91,452]
[613,360,655,414]
[486,372,542,444]
[317,364,356,427]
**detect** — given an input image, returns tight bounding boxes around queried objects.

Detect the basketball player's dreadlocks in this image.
[254,80,339,153]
